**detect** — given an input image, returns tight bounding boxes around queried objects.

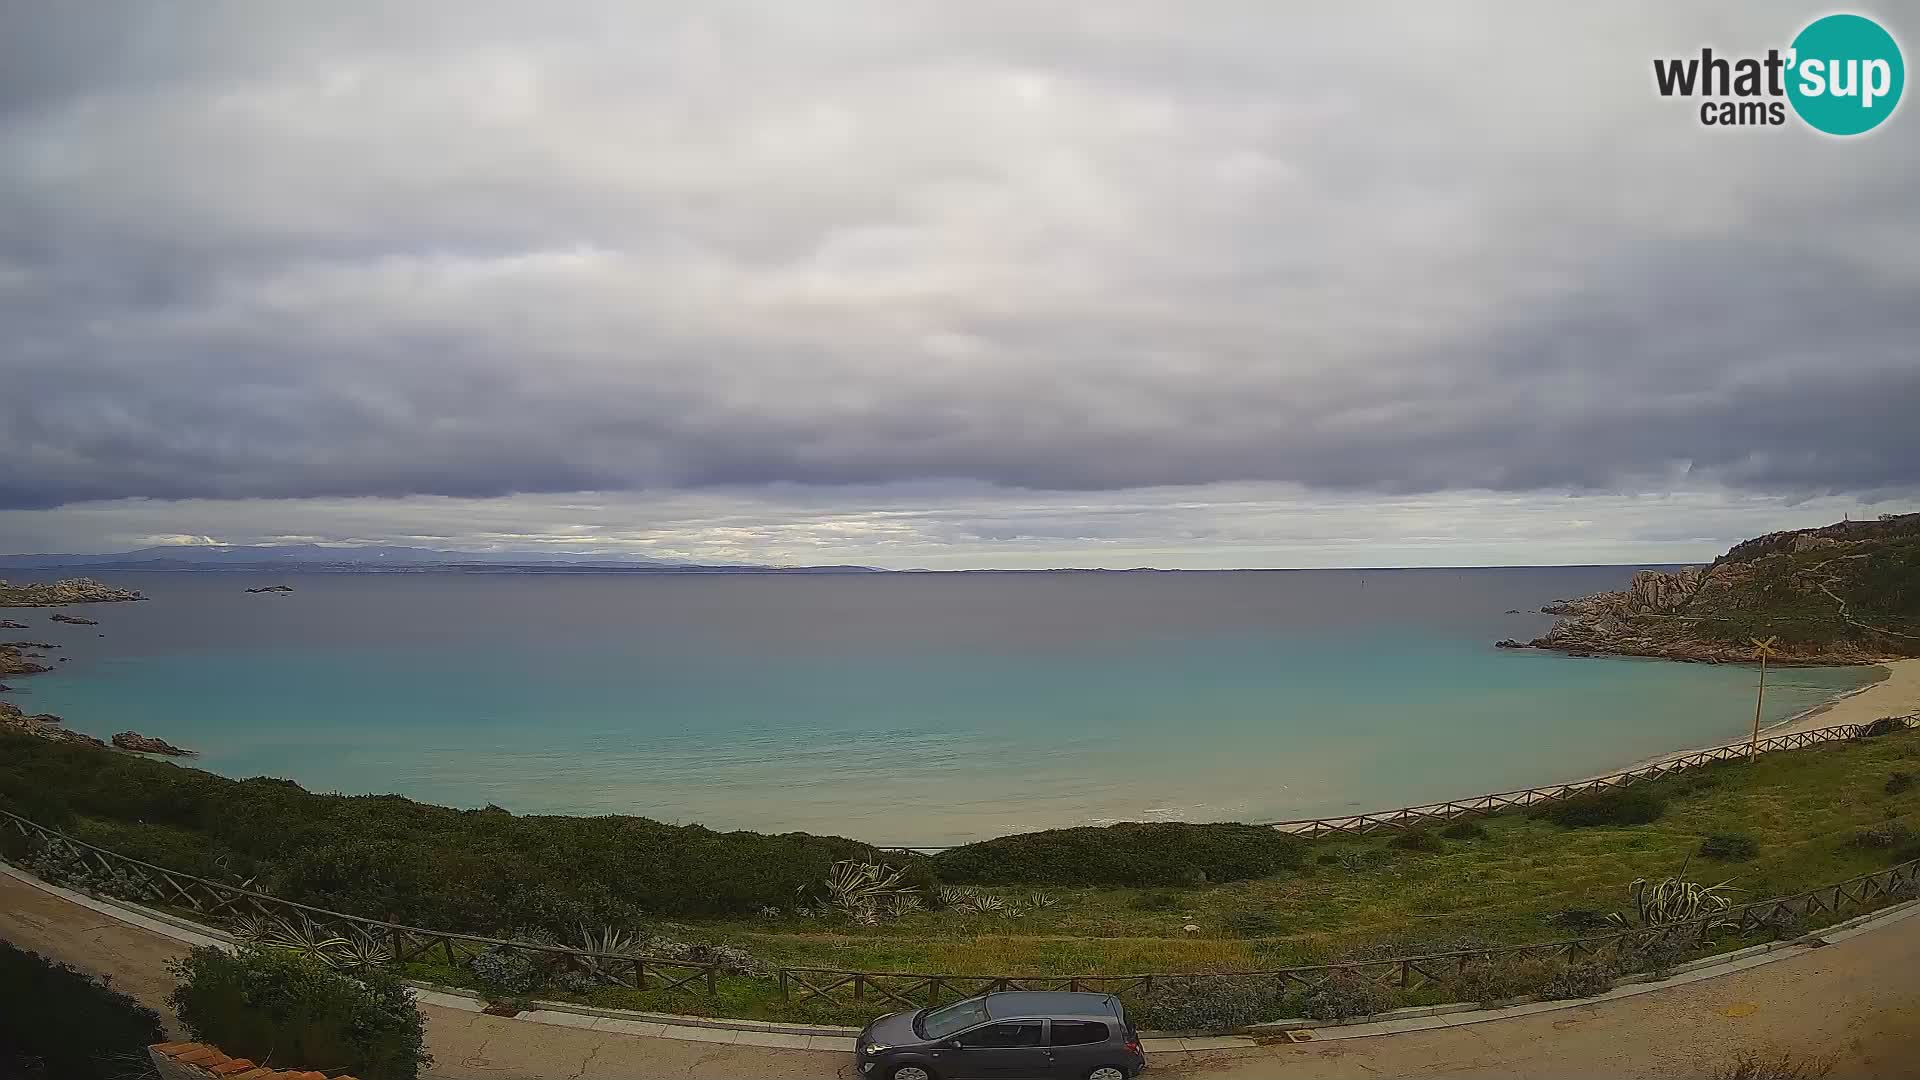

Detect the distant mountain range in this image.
[0,544,883,574]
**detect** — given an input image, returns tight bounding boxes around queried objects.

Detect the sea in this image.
[0,568,1880,846]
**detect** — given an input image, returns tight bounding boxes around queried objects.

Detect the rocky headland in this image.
[0,701,106,749]
[0,578,145,606]
[111,730,197,756]
[1499,514,1920,664]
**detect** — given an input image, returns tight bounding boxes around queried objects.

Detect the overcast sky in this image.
[2,3,1915,567]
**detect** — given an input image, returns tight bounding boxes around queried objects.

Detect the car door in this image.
[942,1019,1050,1078]
[1045,1019,1111,1078]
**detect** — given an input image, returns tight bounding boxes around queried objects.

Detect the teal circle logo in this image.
[1787,14,1904,135]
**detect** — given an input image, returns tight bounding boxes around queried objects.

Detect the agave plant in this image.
[576,923,643,958]
[1607,876,1739,929]
[1025,891,1060,910]
[882,893,924,919]
[333,929,396,972]
[232,913,356,967]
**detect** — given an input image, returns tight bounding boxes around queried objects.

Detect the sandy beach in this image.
[1760,657,1920,736]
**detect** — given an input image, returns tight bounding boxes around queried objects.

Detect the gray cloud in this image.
[2,2,1917,513]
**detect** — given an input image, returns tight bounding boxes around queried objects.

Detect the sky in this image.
[1,3,1916,568]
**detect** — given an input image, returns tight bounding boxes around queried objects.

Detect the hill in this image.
[1505,513,1920,663]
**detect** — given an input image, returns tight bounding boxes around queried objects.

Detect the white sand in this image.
[1759,657,1920,737]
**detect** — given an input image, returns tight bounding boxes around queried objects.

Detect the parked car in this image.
[855,990,1146,1079]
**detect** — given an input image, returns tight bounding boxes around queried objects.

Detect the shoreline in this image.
[1624,657,1920,772]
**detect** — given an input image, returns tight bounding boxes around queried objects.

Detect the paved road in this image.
[3,872,1916,1079]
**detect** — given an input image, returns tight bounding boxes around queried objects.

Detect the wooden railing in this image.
[1259,715,1920,838]
[779,856,1920,1007]
[5,714,1917,1016]
[0,808,721,995]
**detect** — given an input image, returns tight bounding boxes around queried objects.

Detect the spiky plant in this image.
[1025,891,1060,909]
[1607,876,1738,929]
[576,923,643,958]
[333,930,395,972]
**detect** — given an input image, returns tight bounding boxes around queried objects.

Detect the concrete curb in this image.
[7,861,1915,1057]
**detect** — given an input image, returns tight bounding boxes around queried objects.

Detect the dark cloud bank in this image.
[2,2,1917,517]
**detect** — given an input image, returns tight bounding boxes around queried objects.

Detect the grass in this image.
[7,728,1918,1026]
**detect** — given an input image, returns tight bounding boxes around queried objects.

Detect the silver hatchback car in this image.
[855,990,1146,1080]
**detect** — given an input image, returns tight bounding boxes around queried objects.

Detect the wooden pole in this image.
[1749,637,1776,759]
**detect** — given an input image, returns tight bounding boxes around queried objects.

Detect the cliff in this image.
[1501,513,1920,664]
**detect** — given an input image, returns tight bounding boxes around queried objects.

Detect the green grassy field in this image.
[5,726,1918,1026]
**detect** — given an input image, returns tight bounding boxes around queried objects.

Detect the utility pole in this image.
[1749,636,1778,759]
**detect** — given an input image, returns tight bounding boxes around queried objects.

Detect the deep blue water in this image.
[1,569,1877,845]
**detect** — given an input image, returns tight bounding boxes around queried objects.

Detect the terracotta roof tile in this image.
[209,1060,259,1075]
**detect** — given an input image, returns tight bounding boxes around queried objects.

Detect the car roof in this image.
[981,991,1121,1021]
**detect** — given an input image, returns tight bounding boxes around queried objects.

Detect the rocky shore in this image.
[0,701,106,749]
[111,730,196,756]
[0,578,146,606]
[1499,514,1920,664]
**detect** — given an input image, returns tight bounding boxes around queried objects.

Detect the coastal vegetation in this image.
[3,722,1917,1026]
[1510,513,1920,663]
[0,941,166,1080]
[170,945,430,1080]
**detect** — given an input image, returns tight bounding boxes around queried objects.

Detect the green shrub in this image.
[1713,1051,1837,1079]
[1450,953,1558,1004]
[1299,970,1394,1021]
[1136,976,1282,1032]
[0,941,164,1080]
[1223,910,1282,937]
[1887,771,1914,795]
[1389,828,1443,853]
[1530,787,1666,828]
[1544,908,1612,934]
[1851,821,1916,850]
[1129,890,1181,911]
[0,732,874,926]
[1699,832,1760,861]
[933,822,1306,887]
[168,946,430,1080]
[1439,819,1488,840]
[1858,718,1904,739]
[1540,960,1617,1000]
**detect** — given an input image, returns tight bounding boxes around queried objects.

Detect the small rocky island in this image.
[112,730,197,756]
[246,585,295,593]
[0,577,146,606]
[1500,514,1920,664]
[49,613,99,625]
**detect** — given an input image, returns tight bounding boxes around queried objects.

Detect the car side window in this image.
[1050,1020,1109,1046]
[956,1021,1044,1048]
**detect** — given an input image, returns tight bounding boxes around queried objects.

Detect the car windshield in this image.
[917,998,990,1040]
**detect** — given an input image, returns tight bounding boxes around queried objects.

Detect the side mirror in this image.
[941,1040,962,1050]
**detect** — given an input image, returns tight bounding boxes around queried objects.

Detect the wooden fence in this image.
[1259,715,1920,838]
[0,808,722,995]
[779,856,1920,1007]
[4,713,1917,1015]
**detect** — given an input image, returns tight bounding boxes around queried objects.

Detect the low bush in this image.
[1529,787,1665,828]
[1389,828,1444,853]
[1451,953,1559,1004]
[1544,908,1612,934]
[1851,821,1915,849]
[1857,717,1903,739]
[1887,771,1914,795]
[1699,832,1760,861]
[169,945,431,1080]
[1439,819,1488,840]
[932,822,1306,887]
[1136,976,1282,1032]
[1129,890,1181,912]
[1299,970,1394,1021]
[0,941,165,1080]
[1540,960,1616,1000]
[1223,910,1282,937]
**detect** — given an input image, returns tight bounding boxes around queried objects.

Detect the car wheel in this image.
[888,1066,938,1080]
[1087,1067,1131,1080]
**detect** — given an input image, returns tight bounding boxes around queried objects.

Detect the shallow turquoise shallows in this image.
[5,568,1878,845]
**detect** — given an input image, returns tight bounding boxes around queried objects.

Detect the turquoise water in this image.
[2,569,1879,845]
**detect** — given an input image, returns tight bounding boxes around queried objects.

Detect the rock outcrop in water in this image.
[246,585,294,593]
[111,730,196,756]
[0,643,54,678]
[0,578,145,607]
[49,613,99,625]
[0,700,105,748]
[0,620,26,629]
[1505,514,1920,664]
